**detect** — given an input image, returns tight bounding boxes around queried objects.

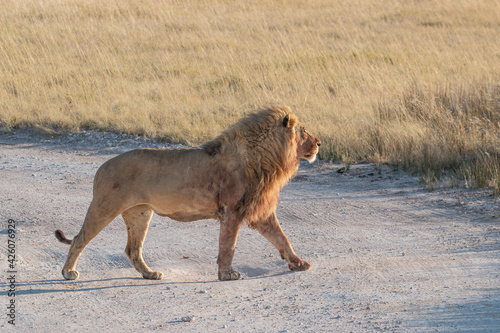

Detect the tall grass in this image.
[0,0,499,192]
[376,81,499,194]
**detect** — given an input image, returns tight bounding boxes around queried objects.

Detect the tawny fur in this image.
[55,105,321,281]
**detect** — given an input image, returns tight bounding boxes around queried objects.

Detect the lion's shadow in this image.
[13,277,175,295]
[12,269,293,295]
[236,265,291,279]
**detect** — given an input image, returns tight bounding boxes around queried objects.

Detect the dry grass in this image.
[376,80,499,195]
[0,0,499,192]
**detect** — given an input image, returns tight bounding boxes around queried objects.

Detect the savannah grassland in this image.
[0,0,499,192]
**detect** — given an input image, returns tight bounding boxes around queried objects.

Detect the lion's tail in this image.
[55,229,72,245]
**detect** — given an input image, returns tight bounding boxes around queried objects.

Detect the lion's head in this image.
[203,105,320,164]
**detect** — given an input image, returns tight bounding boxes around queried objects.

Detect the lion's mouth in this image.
[304,152,317,163]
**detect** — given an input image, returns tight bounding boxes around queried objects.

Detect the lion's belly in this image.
[155,210,216,222]
[148,194,219,222]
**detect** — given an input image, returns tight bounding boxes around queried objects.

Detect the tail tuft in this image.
[55,229,72,245]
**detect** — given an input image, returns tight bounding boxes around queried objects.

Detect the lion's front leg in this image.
[254,212,311,272]
[217,214,243,281]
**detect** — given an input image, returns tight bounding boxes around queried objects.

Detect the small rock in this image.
[181,315,195,323]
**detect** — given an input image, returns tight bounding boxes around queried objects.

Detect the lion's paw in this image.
[62,269,79,280]
[289,259,311,271]
[143,271,164,280]
[218,269,241,281]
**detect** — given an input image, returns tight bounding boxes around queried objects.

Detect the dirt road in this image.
[1,129,499,332]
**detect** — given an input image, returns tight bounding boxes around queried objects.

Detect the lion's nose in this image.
[317,141,321,147]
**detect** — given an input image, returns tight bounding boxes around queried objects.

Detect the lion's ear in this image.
[282,113,297,128]
[283,115,290,127]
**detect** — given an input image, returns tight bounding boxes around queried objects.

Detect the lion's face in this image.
[295,124,321,163]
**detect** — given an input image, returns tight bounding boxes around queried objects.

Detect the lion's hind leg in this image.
[122,205,163,280]
[61,200,122,280]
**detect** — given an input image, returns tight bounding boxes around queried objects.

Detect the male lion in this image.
[55,105,320,281]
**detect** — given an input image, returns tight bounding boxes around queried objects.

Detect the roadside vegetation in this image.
[0,0,498,194]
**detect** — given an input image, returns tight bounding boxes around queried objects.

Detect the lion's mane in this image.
[202,105,300,226]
